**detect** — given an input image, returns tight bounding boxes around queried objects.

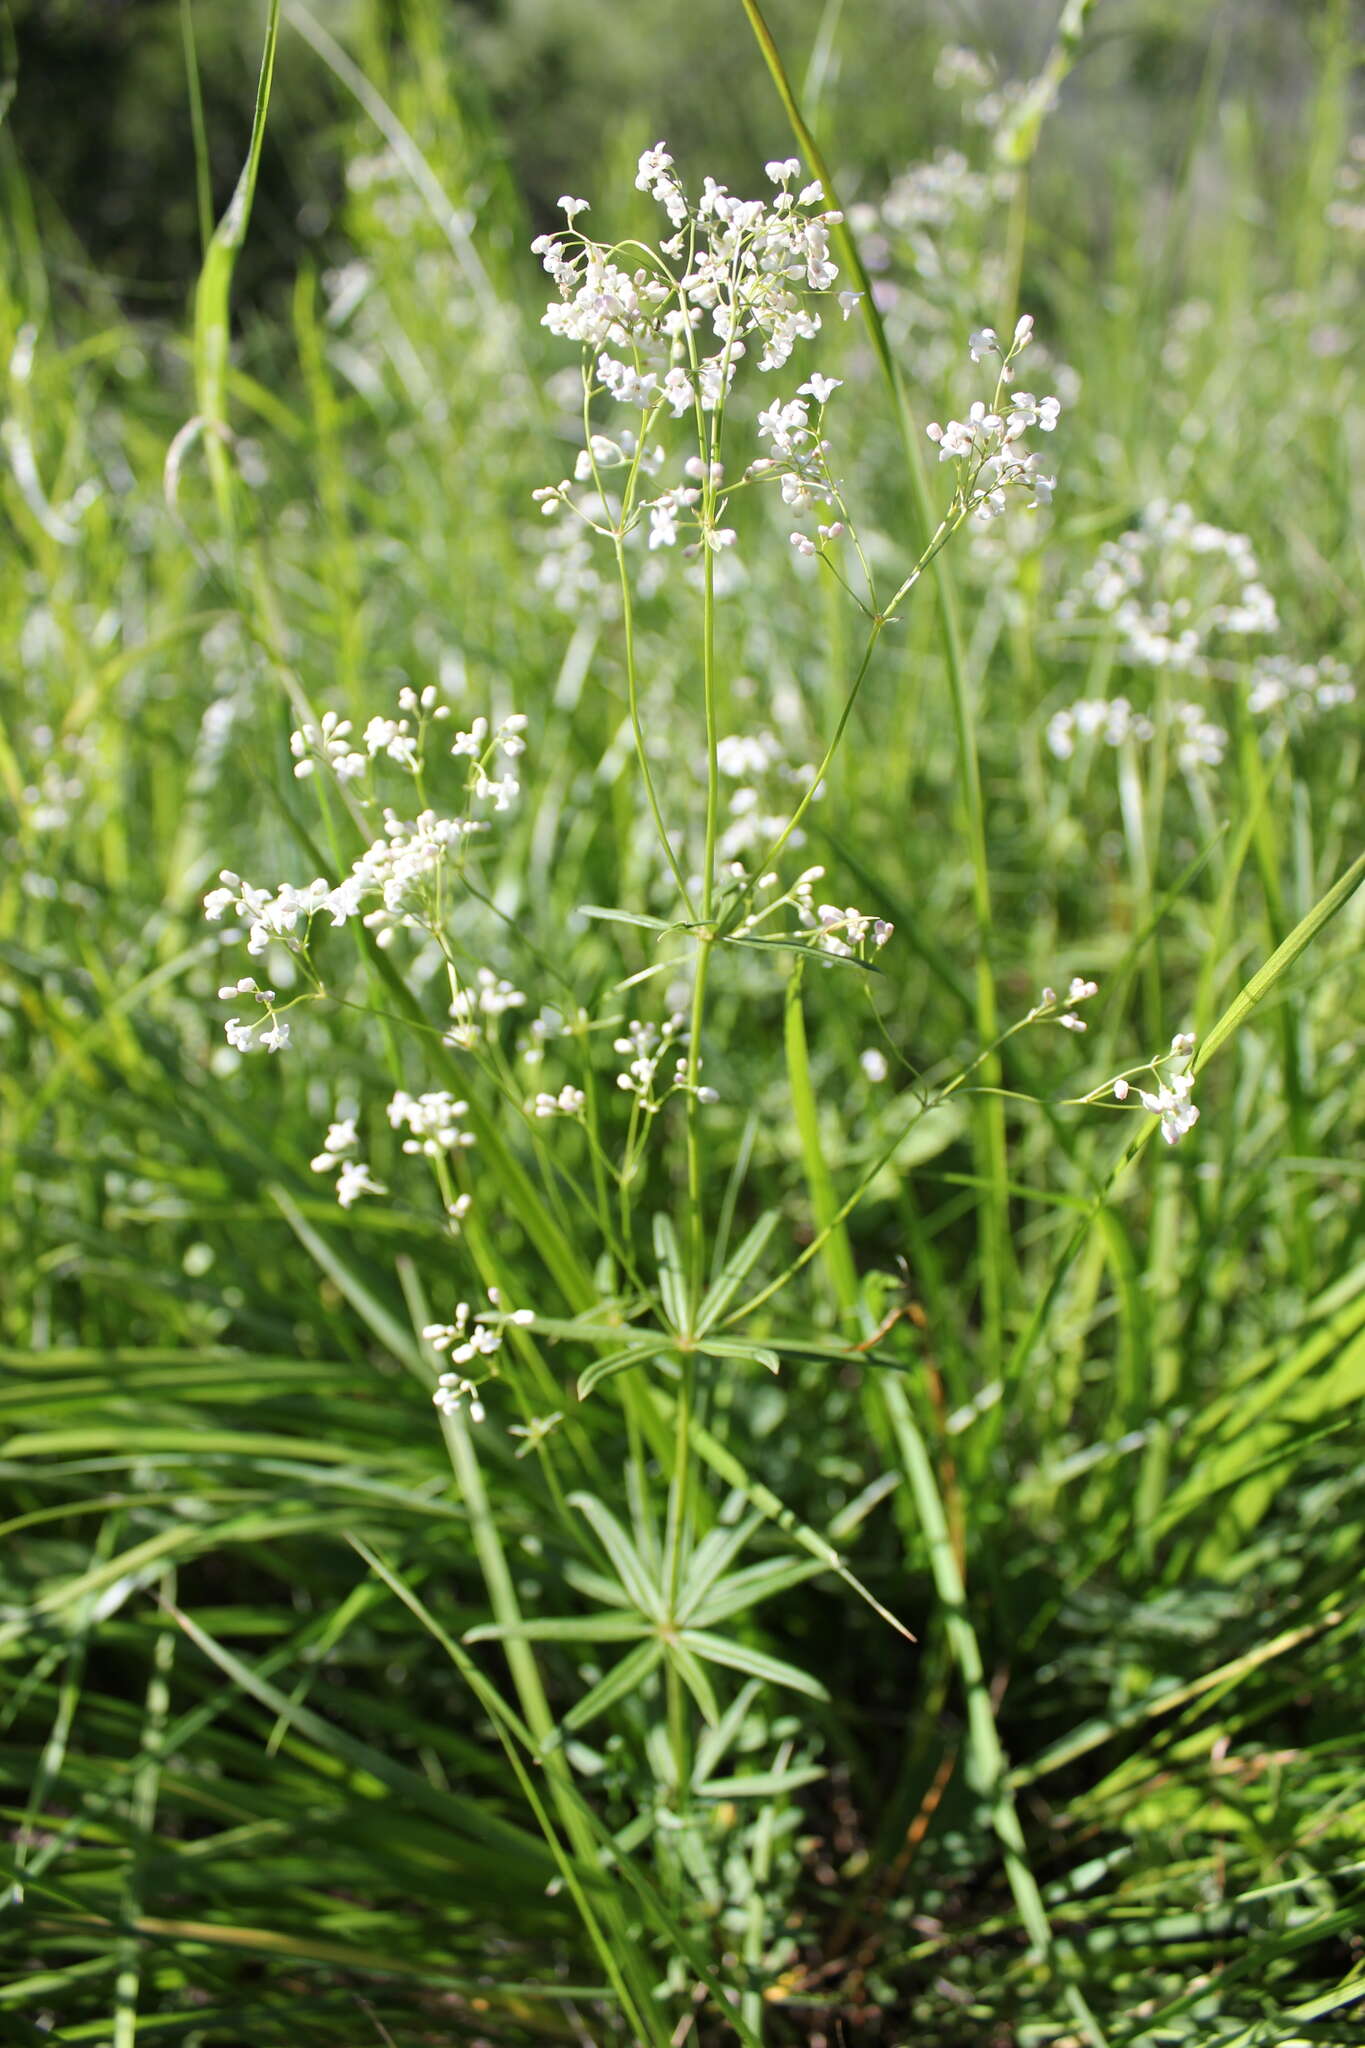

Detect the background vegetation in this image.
[2,1,1363,2042]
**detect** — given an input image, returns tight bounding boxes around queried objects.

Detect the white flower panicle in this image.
[425,1297,536,1418]
[290,686,451,782]
[1060,500,1278,676]
[386,1089,475,1158]
[1047,697,1228,773]
[715,727,819,864]
[1028,976,1099,1034]
[925,316,1059,518]
[791,869,893,958]
[531,147,853,563]
[532,1085,586,1119]
[205,688,531,1027]
[1247,654,1356,722]
[309,1114,387,1209]
[1109,1035,1200,1146]
[445,969,528,1049]
[1138,1071,1199,1146]
[614,1013,688,1110]
[718,865,894,962]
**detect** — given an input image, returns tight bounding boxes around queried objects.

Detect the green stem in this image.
[614,535,695,918]
[879,1381,1107,2047]
[664,1354,696,1805]
[738,0,1009,1363]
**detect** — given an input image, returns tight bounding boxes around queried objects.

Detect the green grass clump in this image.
[2,2,1363,2042]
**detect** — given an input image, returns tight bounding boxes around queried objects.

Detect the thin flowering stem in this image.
[730,621,883,917]
[738,0,1015,1365]
[612,535,696,918]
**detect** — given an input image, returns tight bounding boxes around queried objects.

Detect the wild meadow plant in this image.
[192,137,1234,2038]
[5,2,1365,2042]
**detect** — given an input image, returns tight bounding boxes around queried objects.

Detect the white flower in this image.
[861,1048,889,1082]
[1138,1071,1200,1146]
[335,1159,386,1208]
[798,374,842,404]
[387,1089,475,1157]
[926,418,975,460]
[531,1085,585,1118]
[635,143,674,192]
[311,1117,359,1171]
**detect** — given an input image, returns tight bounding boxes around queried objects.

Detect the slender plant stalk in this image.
[737,0,1011,1364]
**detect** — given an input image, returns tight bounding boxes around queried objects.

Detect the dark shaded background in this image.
[6,0,1352,310]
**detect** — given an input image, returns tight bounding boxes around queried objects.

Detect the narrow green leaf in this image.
[1196,847,1365,1069]
[685,1557,826,1630]
[679,1630,829,1701]
[577,904,675,931]
[695,1338,780,1374]
[695,1209,781,1334]
[555,1638,665,1738]
[464,1616,651,1646]
[667,1639,720,1729]
[652,1212,689,1332]
[568,1492,664,1618]
[698,1764,826,1800]
[576,1342,667,1401]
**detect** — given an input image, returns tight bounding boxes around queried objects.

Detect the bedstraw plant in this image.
[3,1,1364,2043]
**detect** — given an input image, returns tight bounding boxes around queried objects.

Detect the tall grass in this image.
[2,3,1363,2043]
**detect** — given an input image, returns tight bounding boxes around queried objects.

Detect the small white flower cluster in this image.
[445,969,528,1050]
[926,317,1059,516]
[613,1013,716,1110]
[309,1115,388,1209]
[716,728,818,865]
[217,975,292,1054]
[792,869,893,959]
[290,687,450,782]
[1046,696,1152,756]
[868,146,1004,244]
[535,147,846,382]
[206,703,527,972]
[425,1295,535,1418]
[531,148,859,561]
[207,690,530,997]
[1061,500,1278,675]
[531,1085,586,1119]
[1112,1035,1199,1146]
[1028,976,1099,1034]
[722,865,893,962]
[1046,697,1228,773]
[809,901,895,959]
[450,712,528,812]
[1247,654,1356,722]
[387,1089,475,1159]
[748,375,847,551]
[205,873,332,960]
